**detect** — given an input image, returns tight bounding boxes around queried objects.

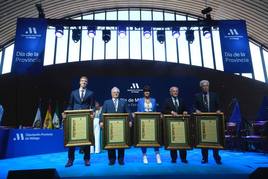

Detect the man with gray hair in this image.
[193,80,222,164]
[162,86,189,163]
[100,86,132,165]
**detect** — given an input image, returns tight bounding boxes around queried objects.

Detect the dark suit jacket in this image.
[67,89,94,110]
[100,98,131,122]
[162,96,187,114]
[193,92,220,112]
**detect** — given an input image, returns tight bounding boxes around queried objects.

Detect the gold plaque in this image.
[140,118,156,141]
[200,118,217,143]
[108,119,124,143]
[170,121,186,144]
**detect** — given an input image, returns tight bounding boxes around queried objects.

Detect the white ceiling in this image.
[0,0,267,48]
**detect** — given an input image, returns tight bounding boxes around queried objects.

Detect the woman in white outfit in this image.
[91,101,102,153]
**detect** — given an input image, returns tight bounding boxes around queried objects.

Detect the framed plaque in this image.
[102,113,130,149]
[134,112,162,147]
[64,109,94,147]
[194,112,225,149]
[163,114,192,150]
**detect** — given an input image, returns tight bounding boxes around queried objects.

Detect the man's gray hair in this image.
[200,80,209,87]
[111,86,120,93]
[169,86,178,92]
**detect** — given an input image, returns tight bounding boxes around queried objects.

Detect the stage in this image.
[0,148,268,179]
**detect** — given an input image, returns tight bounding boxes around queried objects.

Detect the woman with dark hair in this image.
[137,85,162,164]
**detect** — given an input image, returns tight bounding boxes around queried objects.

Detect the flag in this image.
[229,100,242,123]
[53,103,61,129]
[43,103,53,129]
[32,104,42,128]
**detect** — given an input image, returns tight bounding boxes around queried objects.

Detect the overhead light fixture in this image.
[201,7,212,20]
[143,27,151,39]
[202,26,211,39]
[102,30,111,43]
[35,4,45,18]
[185,29,194,44]
[72,28,81,43]
[87,26,96,38]
[118,26,127,38]
[172,27,180,39]
[55,26,64,38]
[157,30,165,44]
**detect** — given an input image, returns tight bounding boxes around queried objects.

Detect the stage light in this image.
[35,4,45,18]
[185,29,194,44]
[72,28,81,43]
[55,26,64,38]
[143,27,151,39]
[157,30,165,44]
[172,27,180,39]
[202,26,211,39]
[87,26,96,38]
[102,30,111,43]
[118,26,127,38]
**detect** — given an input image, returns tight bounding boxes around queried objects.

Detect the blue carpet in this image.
[0,148,268,178]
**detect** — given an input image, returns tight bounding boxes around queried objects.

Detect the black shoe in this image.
[201,159,208,164]
[65,160,73,167]
[215,160,222,165]
[181,159,188,163]
[84,159,90,166]
[109,160,115,165]
[118,160,125,165]
[171,159,176,163]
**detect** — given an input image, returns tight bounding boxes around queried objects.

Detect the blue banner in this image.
[219,20,253,73]
[12,18,47,74]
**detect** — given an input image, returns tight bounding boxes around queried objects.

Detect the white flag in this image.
[33,107,42,128]
[52,112,60,129]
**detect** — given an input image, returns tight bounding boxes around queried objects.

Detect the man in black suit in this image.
[64,76,94,167]
[162,86,189,163]
[194,80,222,165]
[100,87,132,165]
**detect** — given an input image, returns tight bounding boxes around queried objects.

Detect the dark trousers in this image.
[141,147,159,154]
[201,148,221,161]
[170,149,187,161]
[108,149,125,162]
[68,146,90,161]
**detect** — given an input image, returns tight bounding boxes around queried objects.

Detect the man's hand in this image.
[171,111,178,116]
[129,121,132,128]
[183,111,188,115]
[61,112,66,120]
[216,110,221,114]
[195,110,201,114]
[99,122,104,128]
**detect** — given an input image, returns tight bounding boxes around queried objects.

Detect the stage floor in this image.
[0,148,268,179]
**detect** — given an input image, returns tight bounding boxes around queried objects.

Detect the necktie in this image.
[203,94,209,112]
[173,97,179,111]
[81,90,85,101]
[114,99,118,112]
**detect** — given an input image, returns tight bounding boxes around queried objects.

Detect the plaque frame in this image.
[133,112,162,147]
[64,109,94,147]
[194,112,225,149]
[102,113,130,149]
[163,114,192,150]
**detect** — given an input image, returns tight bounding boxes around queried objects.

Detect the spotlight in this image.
[185,29,194,44]
[157,30,165,44]
[72,28,81,43]
[35,4,45,18]
[118,26,127,38]
[102,30,111,43]
[55,26,64,38]
[202,26,211,39]
[201,7,212,16]
[87,26,96,38]
[143,27,151,39]
[172,27,180,39]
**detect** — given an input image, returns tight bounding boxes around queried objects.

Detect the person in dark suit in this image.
[162,86,189,163]
[100,87,132,165]
[137,85,162,164]
[193,80,222,165]
[64,76,94,167]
